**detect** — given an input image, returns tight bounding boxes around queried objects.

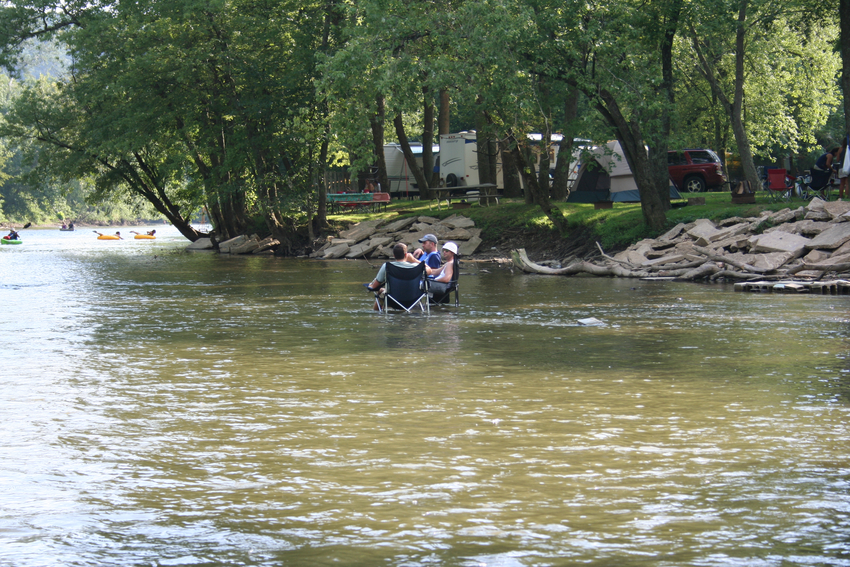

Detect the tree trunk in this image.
[551,87,579,201]
[369,93,390,194]
[509,133,568,233]
[842,0,850,133]
[594,90,668,231]
[500,138,523,197]
[731,0,760,191]
[393,113,431,199]
[422,87,436,191]
[538,131,551,200]
[689,0,759,190]
[438,89,450,135]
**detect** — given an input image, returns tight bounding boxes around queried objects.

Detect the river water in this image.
[2,226,850,566]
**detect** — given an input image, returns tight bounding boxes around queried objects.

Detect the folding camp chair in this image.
[380,261,430,313]
[799,168,832,201]
[766,168,793,202]
[429,256,460,307]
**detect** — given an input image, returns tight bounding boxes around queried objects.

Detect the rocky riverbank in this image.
[512,198,850,285]
[309,214,485,260]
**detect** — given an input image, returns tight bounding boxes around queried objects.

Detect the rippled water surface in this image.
[2,227,850,566]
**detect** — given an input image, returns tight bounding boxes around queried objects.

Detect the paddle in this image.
[22,222,31,229]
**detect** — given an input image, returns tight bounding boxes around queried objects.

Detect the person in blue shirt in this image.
[412,234,443,270]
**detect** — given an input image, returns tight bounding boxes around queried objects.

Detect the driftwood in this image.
[708,270,766,282]
[676,262,721,280]
[651,259,708,273]
[795,261,850,274]
[691,245,773,274]
[595,242,636,268]
[511,248,648,277]
[510,201,850,286]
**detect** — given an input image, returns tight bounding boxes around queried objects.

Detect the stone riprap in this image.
[312,214,482,259]
[512,198,850,282]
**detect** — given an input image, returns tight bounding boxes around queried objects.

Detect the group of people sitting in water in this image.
[366,233,458,310]
[60,222,75,229]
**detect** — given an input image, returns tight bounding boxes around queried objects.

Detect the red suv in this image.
[668,149,727,193]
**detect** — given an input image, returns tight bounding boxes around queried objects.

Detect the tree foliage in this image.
[0,0,843,238]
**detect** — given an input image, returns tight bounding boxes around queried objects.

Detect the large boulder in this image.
[218,235,248,253]
[339,219,383,242]
[806,222,850,250]
[323,243,351,259]
[186,238,214,251]
[748,232,811,256]
[230,236,260,255]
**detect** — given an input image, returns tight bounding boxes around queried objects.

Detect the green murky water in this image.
[2,227,849,566]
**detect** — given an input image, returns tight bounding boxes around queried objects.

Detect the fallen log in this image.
[674,262,721,281]
[648,259,706,272]
[708,269,768,282]
[691,245,773,274]
[511,248,648,277]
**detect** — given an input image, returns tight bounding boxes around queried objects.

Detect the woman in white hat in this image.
[427,242,458,302]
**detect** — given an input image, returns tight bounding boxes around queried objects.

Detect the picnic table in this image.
[327,192,390,214]
[430,184,499,210]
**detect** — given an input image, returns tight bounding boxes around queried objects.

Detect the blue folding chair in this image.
[380,261,429,313]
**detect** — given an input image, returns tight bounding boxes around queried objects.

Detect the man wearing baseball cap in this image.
[412,233,443,270]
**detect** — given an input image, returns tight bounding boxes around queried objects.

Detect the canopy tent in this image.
[567,141,681,203]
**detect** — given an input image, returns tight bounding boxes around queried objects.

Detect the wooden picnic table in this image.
[430,184,499,210]
[327,192,390,214]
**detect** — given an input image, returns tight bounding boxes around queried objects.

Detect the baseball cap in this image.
[442,242,459,255]
[419,234,438,244]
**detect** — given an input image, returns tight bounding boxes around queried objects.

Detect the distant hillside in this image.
[16,38,68,80]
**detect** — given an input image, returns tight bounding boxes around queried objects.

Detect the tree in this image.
[0,0,339,247]
[684,0,840,188]
[458,0,682,231]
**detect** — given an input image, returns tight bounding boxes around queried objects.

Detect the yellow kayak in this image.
[134,234,156,239]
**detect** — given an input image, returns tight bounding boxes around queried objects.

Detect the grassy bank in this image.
[329,192,796,252]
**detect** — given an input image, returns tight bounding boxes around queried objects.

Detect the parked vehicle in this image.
[668,149,727,193]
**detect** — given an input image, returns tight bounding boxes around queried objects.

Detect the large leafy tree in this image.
[457,0,682,231]
[0,0,337,246]
[683,0,840,189]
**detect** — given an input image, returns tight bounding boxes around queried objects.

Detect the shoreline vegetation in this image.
[321,193,850,286]
[319,192,795,260]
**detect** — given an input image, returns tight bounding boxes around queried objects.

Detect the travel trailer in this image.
[382,143,439,198]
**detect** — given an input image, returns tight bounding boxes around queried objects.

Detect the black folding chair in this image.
[380,261,429,313]
[800,168,832,200]
[429,256,460,307]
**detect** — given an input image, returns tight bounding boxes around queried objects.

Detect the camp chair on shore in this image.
[378,261,429,313]
[766,168,794,202]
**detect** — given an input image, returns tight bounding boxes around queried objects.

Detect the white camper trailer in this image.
[438,132,506,188]
[382,143,440,197]
[439,132,578,190]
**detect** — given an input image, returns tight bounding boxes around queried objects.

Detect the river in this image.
[2,226,849,566]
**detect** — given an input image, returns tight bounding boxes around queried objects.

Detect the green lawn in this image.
[328,190,799,251]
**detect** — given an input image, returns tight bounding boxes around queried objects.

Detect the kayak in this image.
[60,227,75,231]
[1,239,22,245]
[97,235,121,240]
[134,234,156,239]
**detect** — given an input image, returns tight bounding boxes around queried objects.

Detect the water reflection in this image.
[2,228,850,566]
